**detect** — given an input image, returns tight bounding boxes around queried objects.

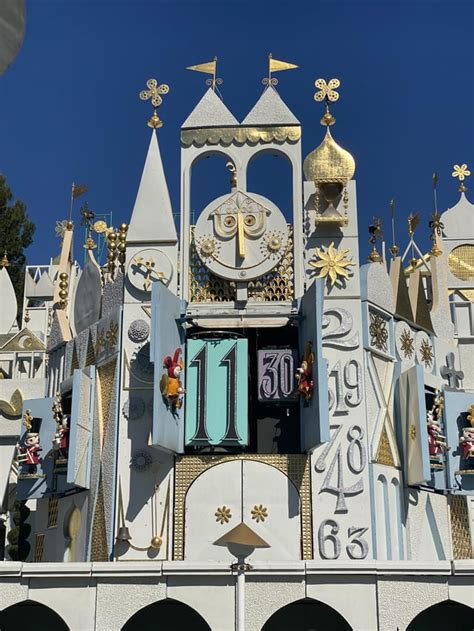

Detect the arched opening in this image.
[247,150,293,223]
[191,152,235,225]
[122,598,211,631]
[0,600,69,631]
[407,600,473,630]
[262,597,352,631]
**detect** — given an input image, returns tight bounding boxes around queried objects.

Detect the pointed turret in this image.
[182,87,239,128]
[128,130,177,243]
[242,86,299,126]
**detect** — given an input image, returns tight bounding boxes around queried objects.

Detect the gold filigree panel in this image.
[181,126,301,148]
[450,495,472,559]
[448,245,474,282]
[189,226,294,303]
[247,226,294,301]
[174,453,312,560]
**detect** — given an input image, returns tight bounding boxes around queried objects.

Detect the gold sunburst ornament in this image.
[309,242,355,287]
[420,338,434,367]
[400,330,414,359]
[452,163,471,192]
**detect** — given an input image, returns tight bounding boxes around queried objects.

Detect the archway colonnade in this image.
[0,595,472,630]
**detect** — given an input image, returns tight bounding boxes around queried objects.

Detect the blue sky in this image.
[1,0,472,265]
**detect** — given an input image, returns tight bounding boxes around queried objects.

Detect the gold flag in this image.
[72,183,87,199]
[186,59,216,75]
[269,56,298,73]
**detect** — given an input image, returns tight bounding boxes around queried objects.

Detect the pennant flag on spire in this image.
[72,183,87,199]
[269,55,298,73]
[186,59,216,75]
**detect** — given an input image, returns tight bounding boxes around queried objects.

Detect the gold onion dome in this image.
[303,127,355,184]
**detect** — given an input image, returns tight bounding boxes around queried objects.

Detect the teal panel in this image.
[185,338,248,446]
[151,282,185,453]
[67,366,95,489]
[299,279,330,450]
[444,389,474,494]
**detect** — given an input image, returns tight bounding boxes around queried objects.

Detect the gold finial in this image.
[429,211,444,257]
[186,57,222,91]
[368,217,383,262]
[23,408,33,432]
[407,212,420,269]
[262,53,298,87]
[24,308,30,323]
[389,198,399,259]
[139,78,170,128]
[407,212,420,237]
[314,78,340,126]
[452,163,470,192]
[0,251,9,267]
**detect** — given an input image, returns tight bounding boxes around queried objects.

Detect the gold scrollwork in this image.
[181,126,301,148]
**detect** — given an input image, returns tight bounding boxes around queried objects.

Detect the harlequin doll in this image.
[160,348,185,410]
[296,342,314,403]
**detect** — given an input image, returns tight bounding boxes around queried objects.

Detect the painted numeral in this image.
[191,344,210,441]
[322,308,360,350]
[258,349,297,401]
[318,521,369,560]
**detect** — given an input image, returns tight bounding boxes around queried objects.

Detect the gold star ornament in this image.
[251,504,268,523]
[215,506,232,524]
[308,242,355,287]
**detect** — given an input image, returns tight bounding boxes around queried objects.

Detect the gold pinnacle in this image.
[452,163,470,192]
[0,251,9,267]
[314,78,340,127]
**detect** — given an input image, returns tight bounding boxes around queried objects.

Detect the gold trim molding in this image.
[174,453,312,560]
[181,126,301,148]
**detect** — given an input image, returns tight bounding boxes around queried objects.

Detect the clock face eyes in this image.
[127,248,173,293]
[193,191,289,281]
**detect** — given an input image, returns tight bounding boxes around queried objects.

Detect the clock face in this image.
[193,191,289,281]
[127,248,173,293]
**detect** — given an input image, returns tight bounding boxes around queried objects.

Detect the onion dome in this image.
[303,127,355,184]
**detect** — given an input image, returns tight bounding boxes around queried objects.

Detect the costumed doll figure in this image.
[460,427,474,462]
[52,394,69,462]
[17,432,42,475]
[296,342,314,403]
[427,408,446,461]
[160,348,185,410]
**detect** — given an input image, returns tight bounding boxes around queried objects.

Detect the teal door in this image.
[185,338,248,446]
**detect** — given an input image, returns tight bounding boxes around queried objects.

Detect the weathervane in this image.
[452,163,470,192]
[368,216,383,262]
[186,57,222,91]
[139,78,170,128]
[262,53,298,87]
[314,78,340,126]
